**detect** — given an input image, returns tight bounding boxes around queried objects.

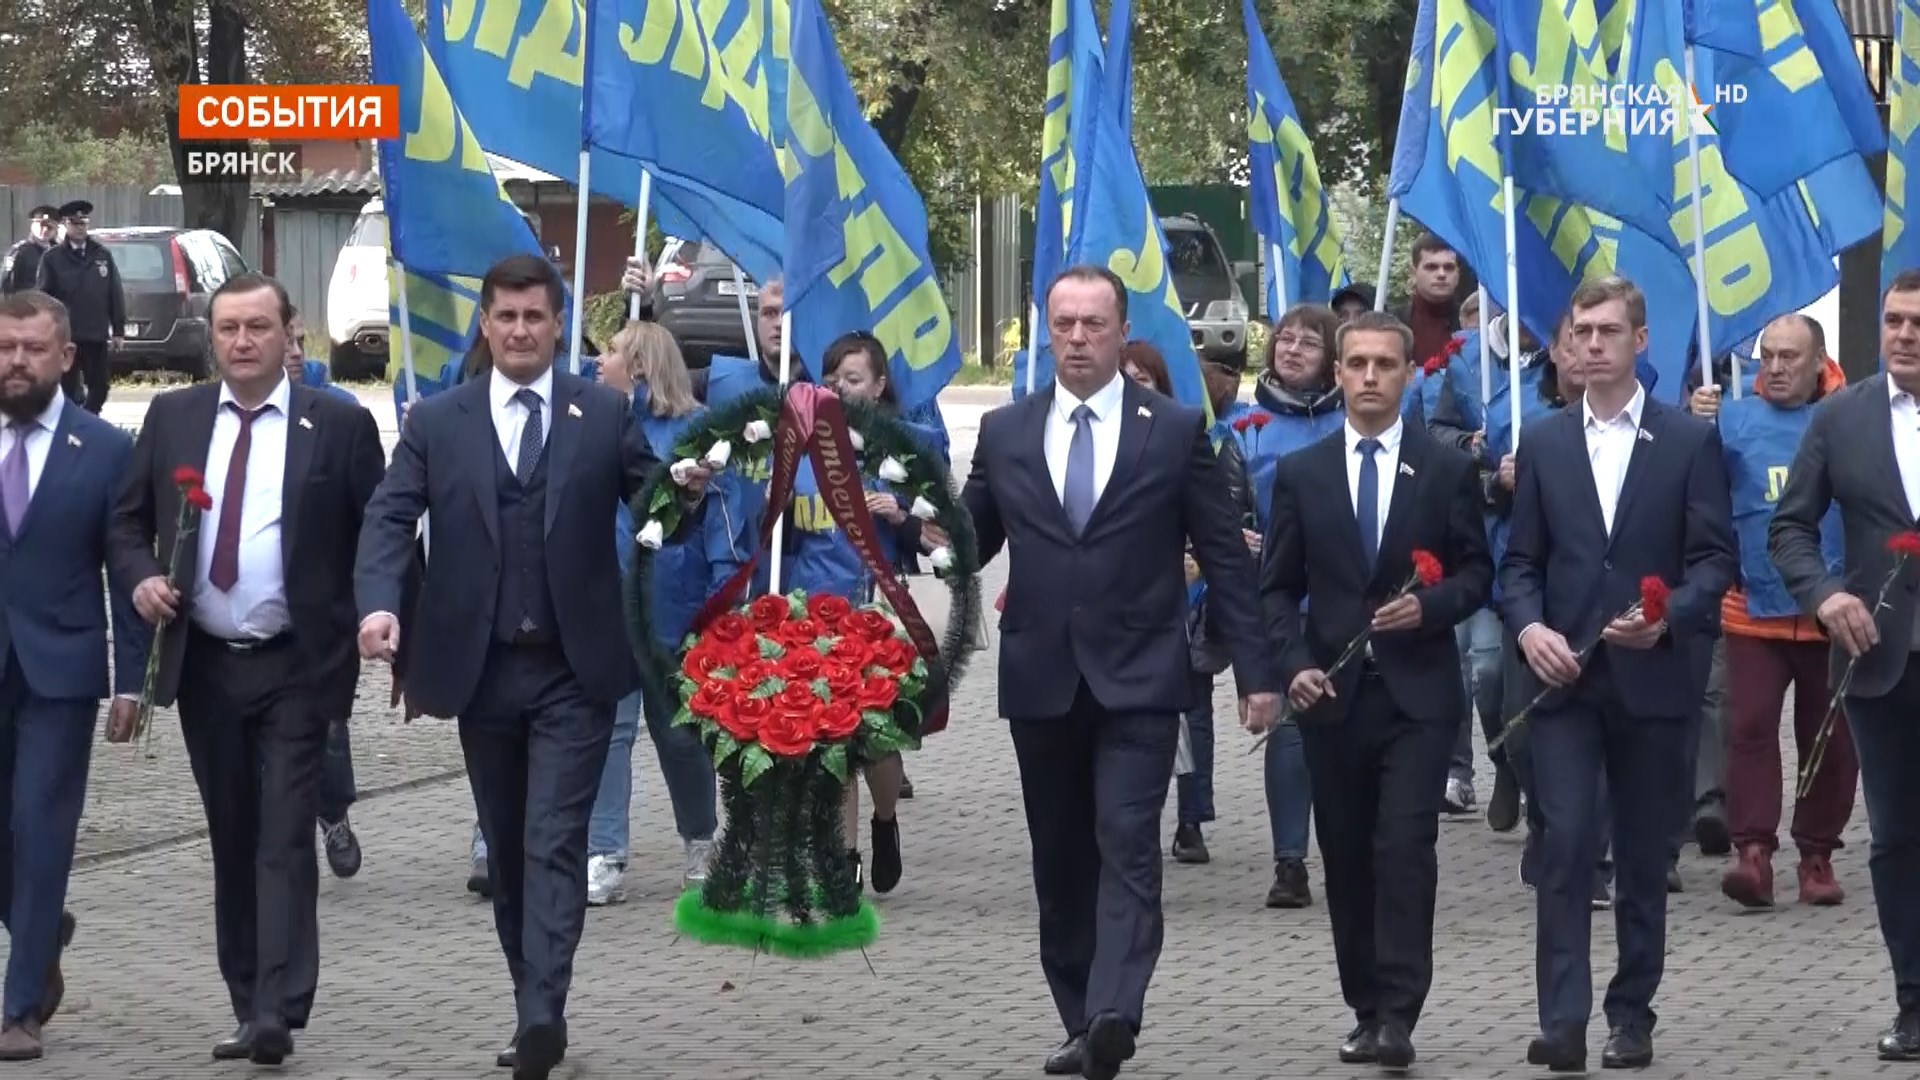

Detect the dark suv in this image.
[645,239,756,366]
[94,226,250,379]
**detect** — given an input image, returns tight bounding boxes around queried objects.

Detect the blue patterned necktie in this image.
[1062,403,1095,535]
[514,389,544,484]
[1357,437,1381,570]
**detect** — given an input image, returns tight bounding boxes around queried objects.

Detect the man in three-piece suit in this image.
[1258,310,1493,1069]
[1769,268,1920,1063]
[961,265,1279,1080]
[0,291,149,1061]
[1500,276,1735,1073]
[110,273,386,1066]
[354,254,705,1080]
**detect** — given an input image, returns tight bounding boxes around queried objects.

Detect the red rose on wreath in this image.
[857,676,899,711]
[717,694,772,742]
[707,613,754,647]
[738,659,780,691]
[847,610,896,643]
[868,637,916,677]
[818,702,860,740]
[806,593,854,630]
[775,681,821,714]
[828,635,873,670]
[682,645,734,683]
[758,708,817,757]
[688,682,733,720]
[780,647,825,681]
[728,634,765,665]
[748,594,793,634]
[823,661,863,702]
[776,617,825,649]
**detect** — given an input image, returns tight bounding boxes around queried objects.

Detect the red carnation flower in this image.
[1231,416,1253,433]
[1411,549,1444,588]
[1639,576,1671,625]
[185,487,214,512]
[1248,412,1272,429]
[1421,354,1445,376]
[747,594,793,634]
[172,466,204,489]
[1444,336,1466,356]
[1887,531,1920,558]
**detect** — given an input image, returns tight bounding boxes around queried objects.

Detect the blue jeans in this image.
[1453,607,1505,782]
[1264,720,1311,860]
[1176,671,1215,827]
[588,681,719,862]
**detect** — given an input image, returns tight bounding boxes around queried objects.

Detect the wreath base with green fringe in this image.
[672,890,880,958]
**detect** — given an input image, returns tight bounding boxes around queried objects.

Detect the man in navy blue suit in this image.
[0,290,149,1061]
[1500,275,1734,1072]
[962,265,1278,1080]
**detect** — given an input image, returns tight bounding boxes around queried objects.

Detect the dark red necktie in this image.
[208,403,264,592]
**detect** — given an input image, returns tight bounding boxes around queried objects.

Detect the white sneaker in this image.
[684,839,715,887]
[587,855,625,906]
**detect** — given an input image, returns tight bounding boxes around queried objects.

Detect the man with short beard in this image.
[0,290,148,1061]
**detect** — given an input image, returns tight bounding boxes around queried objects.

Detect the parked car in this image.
[90,226,250,379]
[325,198,392,381]
[645,238,757,367]
[1160,214,1251,365]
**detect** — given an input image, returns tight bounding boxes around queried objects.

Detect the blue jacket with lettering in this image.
[625,388,748,650]
[1239,373,1346,533]
[1718,369,1845,621]
[299,359,359,403]
[772,417,944,602]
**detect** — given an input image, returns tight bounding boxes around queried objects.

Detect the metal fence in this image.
[0,184,262,268]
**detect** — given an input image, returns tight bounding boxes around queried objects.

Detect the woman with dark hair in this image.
[1121,339,1173,395]
[781,331,946,896]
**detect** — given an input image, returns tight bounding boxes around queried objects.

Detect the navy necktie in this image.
[515,389,544,484]
[1062,403,1095,535]
[1357,437,1381,570]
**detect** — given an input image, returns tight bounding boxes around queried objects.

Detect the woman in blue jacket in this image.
[591,322,734,905]
[781,331,943,897]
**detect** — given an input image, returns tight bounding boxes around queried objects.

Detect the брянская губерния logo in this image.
[1495,82,1745,137]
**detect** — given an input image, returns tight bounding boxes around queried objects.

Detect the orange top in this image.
[1722,357,1846,642]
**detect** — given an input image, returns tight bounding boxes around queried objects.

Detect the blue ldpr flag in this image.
[781,0,961,413]
[1062,0,1209,416]
[1242,0,1349,312]
[1683,0,1763,57]
[1104,0,1133,134]
[1884,0,1920,292]
[582,0,786,272]
[1026,0,1108,394]
[425,0,784,283]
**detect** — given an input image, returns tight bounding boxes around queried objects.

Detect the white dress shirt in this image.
[1045,373,1126,507]
[1345,418,1403,549]
[1890,378,1920,521]
[191,377,292,640]
[1582,383,1645,536]
[0,389,63,503]
[491,366,553,465]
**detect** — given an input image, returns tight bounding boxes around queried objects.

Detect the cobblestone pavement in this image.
[21,388,1906,1078]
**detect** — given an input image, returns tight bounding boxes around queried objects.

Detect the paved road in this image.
[22,386,1901,1078]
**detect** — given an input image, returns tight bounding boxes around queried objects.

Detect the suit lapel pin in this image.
[1637,428,1654,443]
[1398,461,1415,477]
[568,403,584,419]
[298,416,314,430]
[1137,405,1152,418]
[66,433,81,448]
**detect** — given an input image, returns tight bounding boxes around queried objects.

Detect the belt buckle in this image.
[228,635,272,653]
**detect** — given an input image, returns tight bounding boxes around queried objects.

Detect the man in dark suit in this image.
[1500,275,1735,1072]
[0,291,149,1061]
[962,265,1278,1080]
[110,273,385,1066]
[1259,310,1493,1068]
[1769,268,1920,1063]
[355,254,703,1080]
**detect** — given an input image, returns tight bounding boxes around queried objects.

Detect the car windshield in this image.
[347,212,389,248]
[1163,226,1233,304]
[99,239,171,283]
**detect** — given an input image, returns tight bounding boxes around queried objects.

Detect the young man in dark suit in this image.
[0,291,149,1061]
[1500,275,1735,1072]
[1257,310,1493,1068]
[110,273,386,1065]
[1769,268,1920,1062]
[354,254,707,1080]
[961,265,1279,1080]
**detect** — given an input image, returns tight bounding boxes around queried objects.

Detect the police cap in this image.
[56,200,92,221]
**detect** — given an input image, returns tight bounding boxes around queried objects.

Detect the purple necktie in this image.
[1,420,33,535]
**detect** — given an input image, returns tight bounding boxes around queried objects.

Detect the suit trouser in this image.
[460,643,613,1036]
[1528,655,1689,1038]
[0,656,94,1024]
[1009,681,1177,1039]
[59,341,109,415]
[1298,671,1455,1031]
[317,719,357,824]
[176,629,328,1027]
[1844,662,1920,1011]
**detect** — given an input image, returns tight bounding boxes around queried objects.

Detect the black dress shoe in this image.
[1600,1027,1652,1069]
[1171,824,1210,864]
[1694,814,1731,856]
[250,1020,293,1066]
[513,1022,566,1080]
[496,1038,517,1068]
[1526,1032,1587,1072]
[1042,1035,1084,1075]
[212,1024,254,1061]
[1487,768,1521,833]
[1879,1010,1920,1061]
[1338,1022,1379,1063]
[1376,1021,1415,1069]
[1083,1012,1135,1080]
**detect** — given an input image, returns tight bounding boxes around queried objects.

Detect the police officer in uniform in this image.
[33,202,124,414]
[2,207,58,296]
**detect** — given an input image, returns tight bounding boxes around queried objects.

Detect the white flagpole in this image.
[627,170,653,322]
[767,310,795,596]
[1683,47,1725,399]
[1269,240,1289,316]
[1502,178,1522,440]
[1024,301,1040,395]
[567,149,593,375]
[731,263,760,369]
[1374,199,1400,311]
[1478,284,1492,409]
